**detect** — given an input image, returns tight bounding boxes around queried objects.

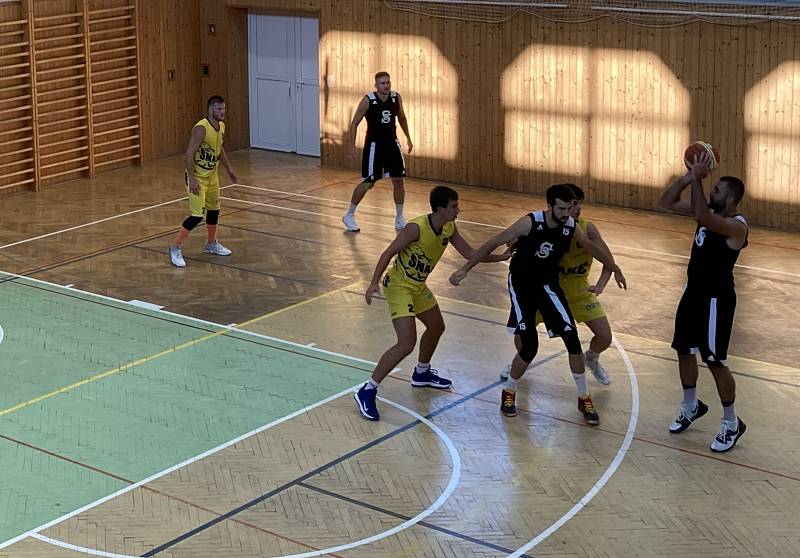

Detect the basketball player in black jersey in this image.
[660,152,748,452]
[342,71,413,232]
[450,184,626,424]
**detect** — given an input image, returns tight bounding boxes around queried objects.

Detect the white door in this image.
[294,17,320,156]
[248,13,320,156]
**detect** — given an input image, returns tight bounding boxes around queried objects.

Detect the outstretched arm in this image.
[449,216,532,285]
[449,225,512,263]
[365,223,420,304]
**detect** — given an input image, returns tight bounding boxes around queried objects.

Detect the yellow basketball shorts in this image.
[535,278,606,325]
[186,171,220,217]
[382,275,439,319]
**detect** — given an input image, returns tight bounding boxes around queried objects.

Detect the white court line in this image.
[0,269,379,368]
[30,395,462,558]
[1,386,357,551]
[0,184,235,252]
[275,395,461,558]
[508,337,640,557]
[227,183,800,279]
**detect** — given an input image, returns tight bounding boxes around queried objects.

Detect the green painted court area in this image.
[0,273,369,544]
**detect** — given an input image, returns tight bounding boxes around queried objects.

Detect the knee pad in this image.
[182,215,203,231]
[518,330,539,363]
[562,329,582,355]
[206,209,219,225]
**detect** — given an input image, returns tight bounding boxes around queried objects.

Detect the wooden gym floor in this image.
[0,149,798,557]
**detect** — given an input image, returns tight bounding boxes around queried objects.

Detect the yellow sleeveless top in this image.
[387,215,455,286]
[558,217,592,281]
[192,118,225,178]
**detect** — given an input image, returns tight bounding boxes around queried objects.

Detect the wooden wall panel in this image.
[200,1,248,151]
[137,0,201,161]
[218,0,800,230]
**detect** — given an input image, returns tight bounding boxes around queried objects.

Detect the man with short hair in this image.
[660,152,748,452]
[342,71,412,232]
[450,184,626,425]
[169,95,238,267]
[355,186,511,421]
[500,184,620,386]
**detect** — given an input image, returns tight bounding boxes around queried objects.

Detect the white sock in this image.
[573,373,588,397]
[722,403,736,424]
[586,349,599,362]
[505,377,518,391]
[365,379,378,390]
[682,387,697,412]
[396,203,404,217]
[348,203,357,216]
[415,362,430,373]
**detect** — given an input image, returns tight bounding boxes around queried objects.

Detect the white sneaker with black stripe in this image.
[669,399,709,433]
[710,417,746,453]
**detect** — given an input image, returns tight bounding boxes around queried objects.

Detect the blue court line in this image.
[140,380,502,556]
[296,481,535,558]
[140,351,566,557]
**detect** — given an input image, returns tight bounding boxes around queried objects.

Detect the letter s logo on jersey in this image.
[381,110,391,124]
[535,242,554,258]
[695,227,707,247]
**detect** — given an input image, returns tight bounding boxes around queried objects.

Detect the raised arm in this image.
[660,173,693,212]
[449,215,532,285]
[365,223,420,304]
[689,154,748,249]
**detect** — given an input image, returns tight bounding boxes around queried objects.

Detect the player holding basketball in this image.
[450,184,626,425]
[169,95,238,267]
[660,151,748,452]
[342,71,412,232]
[499,184,619,386]
[354,186,511,421]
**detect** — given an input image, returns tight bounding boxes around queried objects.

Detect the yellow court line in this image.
[0,282,361,418]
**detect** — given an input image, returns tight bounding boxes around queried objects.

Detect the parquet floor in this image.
[0,149,797,557]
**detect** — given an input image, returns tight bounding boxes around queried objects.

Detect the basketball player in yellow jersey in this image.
[354,186,511,421]
[500,185,619,385]
[169,95,238,267]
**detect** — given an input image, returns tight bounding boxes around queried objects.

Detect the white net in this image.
[384,0,800,25]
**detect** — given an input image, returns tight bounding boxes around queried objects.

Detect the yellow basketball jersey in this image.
[387,215,454,286]
[558,217,593,280]
[192,118,225,178]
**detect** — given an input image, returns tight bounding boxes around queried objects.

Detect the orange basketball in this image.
[684,141,720,171]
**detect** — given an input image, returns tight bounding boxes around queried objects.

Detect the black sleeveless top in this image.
[509,211,576,283]
[686,214,748,293]
[364,91,399,143]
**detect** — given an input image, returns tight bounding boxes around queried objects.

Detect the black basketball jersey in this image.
[365,91,399,142]
[686,214,748,292]
[509,211,577,282]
